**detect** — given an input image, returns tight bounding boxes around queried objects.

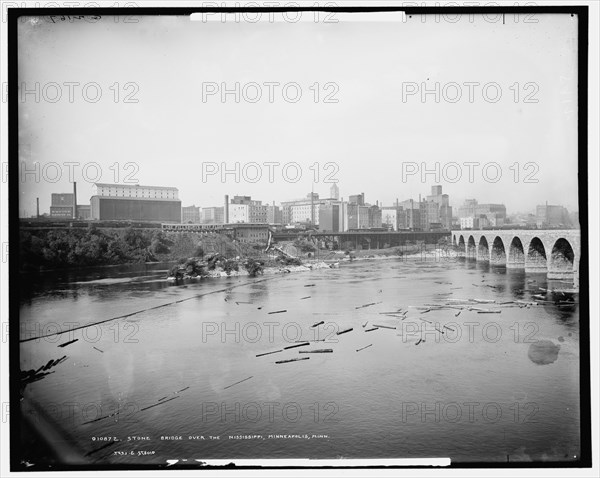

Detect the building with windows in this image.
[281,193,322,225]
[49,193,75,218]
[202,206,224,224]
[228,196,268,224]
[266,204,282,224]
[458,199,506,227]
[90,183,181,222]
[182,205,201,224]
[536,204,572,228]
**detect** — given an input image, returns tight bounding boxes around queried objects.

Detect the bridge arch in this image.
[467,235,476,259]
[525,237,547,272]
[548,238,575,279]
[490,236,506,265]
[507,236,525,268]
[477,236,489,262]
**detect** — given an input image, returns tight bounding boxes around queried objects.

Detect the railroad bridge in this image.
[451,229,581,286]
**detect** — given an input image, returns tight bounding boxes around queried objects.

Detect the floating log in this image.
[268,310,287,314]
[57,338,79,348]
[276,357,310,364]
[256,349,283,357]
[284,342,310,350]
[140,396,180,411]
[415,339,423,345]
[299,349,333,354]
[356,344,373,352]
[177,386,190,393]
[235,301,252,305]
[365,327,379,332]
[336,328,353,335]
[300,296,311,300]
[355,302,382,309]
[304,284,316,287]
[477,310,502,314]
[42,359,55,371]
[443,325,456,332]
[223,376,253,390]
[455,310,462,317]
[311,321,324,328]
[372,324,396,330]
[471,299,496,304]
[93,346,104,353]
[362,321,368,328]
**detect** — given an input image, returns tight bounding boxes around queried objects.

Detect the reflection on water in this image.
[19,258,580,465]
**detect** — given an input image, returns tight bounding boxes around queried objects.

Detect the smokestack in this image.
[396,197,399,208]
[36,198,39,218]
[224,195,229,223]
[73,181,77,219]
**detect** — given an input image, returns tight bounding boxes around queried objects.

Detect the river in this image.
[18,256,581,465]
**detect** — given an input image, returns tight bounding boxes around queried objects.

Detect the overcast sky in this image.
[18,12,579,217]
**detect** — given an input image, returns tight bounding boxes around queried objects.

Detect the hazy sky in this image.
[18,12,579,216]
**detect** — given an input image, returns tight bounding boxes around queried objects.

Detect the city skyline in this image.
[29,180,578,220]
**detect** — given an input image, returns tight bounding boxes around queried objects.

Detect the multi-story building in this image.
[266,204,282,224]
[228,196,269,224]
[229,204,250,223]
[458,199,506,227]
[348,193,365,206]
[281,193,321,225]
[330,183,340,200]
[536,204,572,228]
[202,206,224,224]
[182,205,201,224]
[49,193,75,218]
[426,185,452,229]
[233,224,270,243]
[319,202,341,232]
[381,206,406,231]
[368,205,382,228]
[90,183,181,222]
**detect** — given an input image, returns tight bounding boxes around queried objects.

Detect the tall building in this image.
[281,193,321,225]
[368,205,382,228]
[458,199,506,227]
[330,183,340,200]
[536,204,572,228]
[49,193,75,218]
[266,204,282,224]
[182,205,201,224]
[90,183,181,222]
[426,185,452,229]
[319,202,341,232]
[381,206,406,231]
[202,206,224,224]
[348,193,365,206]
[228,196,268,223]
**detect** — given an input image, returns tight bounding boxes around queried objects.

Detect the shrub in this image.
[243,258,264,277]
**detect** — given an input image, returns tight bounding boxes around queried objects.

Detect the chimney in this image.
[73,181,77,219]
[36,198,39,218]
[224,195,229,223]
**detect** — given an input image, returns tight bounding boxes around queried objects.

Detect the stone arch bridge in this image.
[451,229,581,287]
